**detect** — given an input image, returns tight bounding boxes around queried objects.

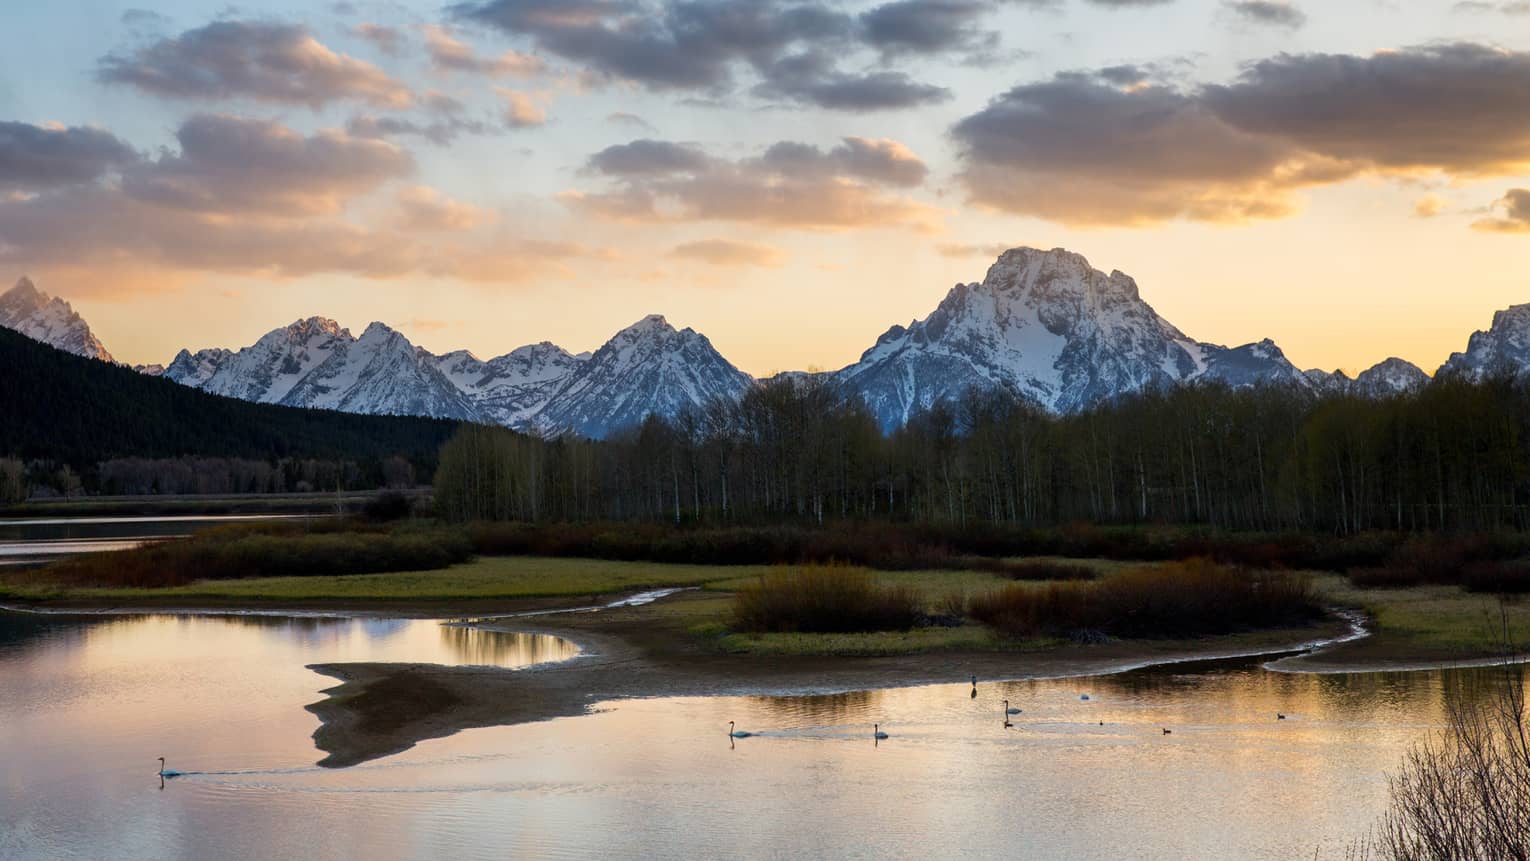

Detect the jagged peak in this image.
[360,320,399,339]
[285,316,347,338]
[6,276,43,303]
[1488,303,1530,331]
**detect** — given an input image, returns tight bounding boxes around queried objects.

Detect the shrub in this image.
[994,560,1098,582]
[731,564,924,633]
[361,490,414,522]
[969,558,1321,640]
[47,522,473,588]
[1462,560,1530,595]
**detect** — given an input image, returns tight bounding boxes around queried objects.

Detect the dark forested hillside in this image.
[0,327,463,481]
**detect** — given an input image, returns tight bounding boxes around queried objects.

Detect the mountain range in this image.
[4,247,1520,438]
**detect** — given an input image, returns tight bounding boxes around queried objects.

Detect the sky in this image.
[4,0,1530,377]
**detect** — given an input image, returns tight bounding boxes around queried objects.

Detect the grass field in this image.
[6,543,1528,661]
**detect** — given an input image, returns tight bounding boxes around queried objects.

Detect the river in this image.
[0,607,1510,859]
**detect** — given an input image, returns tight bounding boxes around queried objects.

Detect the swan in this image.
[1004,699,1021,715]
[1162,728,1172,735]
[157,757,184,778]
[873,724,889,740]
[728,721,753,739]
[1080,694,1091,701]
[1277,713,1287,720]
[970,675,977,699]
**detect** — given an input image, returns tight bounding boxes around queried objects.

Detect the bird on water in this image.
[873,724,889,740]
[1005,700,1021,715]
[157,757,183,778]
[728,721,753,739]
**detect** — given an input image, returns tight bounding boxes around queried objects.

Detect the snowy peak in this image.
[0,277,115,362]
[1354,357,1429,397]
[834,246,1295,429]
[1440,303,1530,381]
[532,315,753,438]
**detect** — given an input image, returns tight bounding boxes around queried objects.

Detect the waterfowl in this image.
[1277,713,1287,720]
[970,675,978,699]
[157,757,184,778]
[728,721,753,739]
[1080,694,1091,701]
[873,724,889,740]
[1004,700,1021,715]
[1162,728,1172,735]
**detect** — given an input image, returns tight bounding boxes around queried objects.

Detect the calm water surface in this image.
[0,609,1508,860]
[0,515,316,565]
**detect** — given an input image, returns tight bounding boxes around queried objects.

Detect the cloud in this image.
[391,186,493,231]
[347,91,496,144]
[354,23,406,56]
[1224,1,1306,28]
[0,121,139,191]
[758,137,928,186]
[119,114,413,216]
[573,136,940,231]
[1202,44,1530,174]
[451,0,951,110]
[952,73,1316,225]
[935,241,1015,259]
[607,111,655,130]
[859,0,998,57]
[669,238,787,266]
[97,20,413,108]
[1414,195,1446,218]
[498,88,548,126]
[1472,189,1530,232]
[423,24,545,76]
[955,43,1530,225]
[1454,1,1530,13]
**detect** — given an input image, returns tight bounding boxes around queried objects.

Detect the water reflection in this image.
[438,625,581,667]
[5,610,1530,860]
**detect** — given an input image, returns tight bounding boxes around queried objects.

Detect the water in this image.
[0,515,315,565]
[0,609,1512,859]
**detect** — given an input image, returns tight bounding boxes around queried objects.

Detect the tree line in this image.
[0,326,455,497]
[435,373,1530,534]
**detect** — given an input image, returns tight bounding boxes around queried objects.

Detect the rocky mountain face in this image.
[155,314,750,436]
[830,248,1311,431]
[1306,358,1431,398]
[1438,304,1530,381]
[20,249,1529,438]
[432,343,589,428]
[533,315,754,439]
[0,277,114,363]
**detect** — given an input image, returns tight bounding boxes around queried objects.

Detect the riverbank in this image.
[305,597,1362,767]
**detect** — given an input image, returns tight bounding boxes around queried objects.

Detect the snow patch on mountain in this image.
[533,314,754,438]
[1438,304,1530,381]
[0,277,114,362]
[832,248,1310,431]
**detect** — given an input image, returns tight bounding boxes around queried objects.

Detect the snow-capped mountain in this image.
[533,315,754,438]
[280,322,480,420]
[1305,358,1431,397]
[157,313,749,436]
[433,343,589,428]
[1354,358,1430,397]
[0,277,114,362]
[831,247,1310,431]
[1438,304,1530,381]
[164,318,475,420]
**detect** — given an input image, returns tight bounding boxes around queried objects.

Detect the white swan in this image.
[157,757,184,778]
[728,721,753,739]
[873,724,889,740]
[1004,699,1021,715]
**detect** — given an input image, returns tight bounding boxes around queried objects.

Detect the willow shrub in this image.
[969,558,1321,640]
[731,564,925,634]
